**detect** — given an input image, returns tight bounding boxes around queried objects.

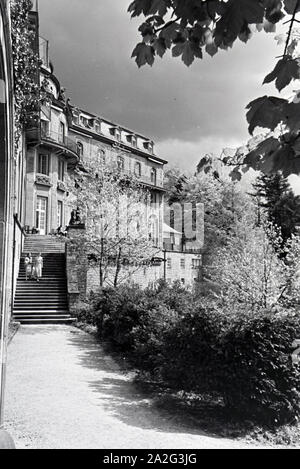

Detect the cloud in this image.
[157,136,243,171]
[38,0,284,156]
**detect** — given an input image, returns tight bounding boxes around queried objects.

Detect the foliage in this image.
[92,281,192,353]
[71,300,94,325]
[164,169,257,264]
[10,0,46,153]
[128,0,300,177]
[66,157,159,287]
[86,282,300,424]
[218,309,300,424]
[128,0,291,67]
[251,172,300,245]
[208,222,289,310]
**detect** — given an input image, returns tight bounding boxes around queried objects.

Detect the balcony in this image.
[41,128,80,163]
[115,167,164,191]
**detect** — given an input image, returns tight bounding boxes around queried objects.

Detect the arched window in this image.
[150,168,157,185]
[77,141,83,158]
[134,162,141,178]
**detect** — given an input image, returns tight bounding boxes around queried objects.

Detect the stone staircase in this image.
[13,236,74,324]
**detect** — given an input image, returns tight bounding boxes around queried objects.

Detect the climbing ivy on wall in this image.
[10,0,42,153]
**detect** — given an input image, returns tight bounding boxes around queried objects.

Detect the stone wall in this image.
[65,225,87,312]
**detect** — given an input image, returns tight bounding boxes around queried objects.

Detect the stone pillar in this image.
[66,224,87,313]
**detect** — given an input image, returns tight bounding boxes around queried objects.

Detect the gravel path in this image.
[4,325,270,449]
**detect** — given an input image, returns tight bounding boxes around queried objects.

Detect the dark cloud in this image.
[39,0,283,167]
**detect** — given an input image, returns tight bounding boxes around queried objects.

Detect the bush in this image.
[92,285,147,351]
[83,284,300,425]
[161,306,300,424]
[160,302,225,392]
[218,310,300,424]
[131,305,179,371]
[72,300,94,325]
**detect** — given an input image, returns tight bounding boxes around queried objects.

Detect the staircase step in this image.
[14,318,75,325]
[14,243,70,324]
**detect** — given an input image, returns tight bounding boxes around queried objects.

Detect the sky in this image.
[38,0,299,187]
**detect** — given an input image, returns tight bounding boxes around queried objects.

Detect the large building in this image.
[4,1,203,326]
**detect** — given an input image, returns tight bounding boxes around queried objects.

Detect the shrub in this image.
[218,310,300,424]
[72,300,94,325]
[93,285,146,351]
[84,284,300,425]
[160,302,225,392]
[161,306,300,424]
[131,305,179,371]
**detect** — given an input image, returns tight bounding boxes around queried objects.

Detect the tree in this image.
[164,168,257,264]
[67,158,159,287]
[252,172,300,245]
[208,221,300,311]
[128,0,300,177]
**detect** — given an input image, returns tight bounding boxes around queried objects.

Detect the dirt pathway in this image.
[4,325,271,449]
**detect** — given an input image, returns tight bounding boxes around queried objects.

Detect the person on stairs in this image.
[33,253,43,282]
[24,253,32,281]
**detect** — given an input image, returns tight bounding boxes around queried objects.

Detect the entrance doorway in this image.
[36,196,48,235]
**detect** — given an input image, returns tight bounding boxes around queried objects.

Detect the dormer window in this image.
[95,121,101,133]
[109,127,121,141]
[80,116,90,128]
[143,141,153,153]
[126,134,137,147]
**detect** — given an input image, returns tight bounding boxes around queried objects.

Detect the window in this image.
[41,120,49,138]
[37,154,49,175]
[134,162,141,178]
[98,148,106,164]
[143,141,153,153]
[57,201,63,228]
[150,192,157,205]
[117,156,125,172]
[58,160,65,181]
[167,258,172,269]
[180,258,185,269]
[77,141,83,158]
[59,121,65,143]
[150,168,157,185]
[192,258,201,269]
[110,127,121,141]
[80,116,89,127]
[95,121,101,133]
[126,134,137,147]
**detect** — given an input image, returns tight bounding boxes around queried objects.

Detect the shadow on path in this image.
[67,329,245,441]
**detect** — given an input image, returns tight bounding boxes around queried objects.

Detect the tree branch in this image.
[284,2,300,56]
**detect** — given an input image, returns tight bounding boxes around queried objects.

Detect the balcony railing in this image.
[115,167,163,189]
[41,128,79,159]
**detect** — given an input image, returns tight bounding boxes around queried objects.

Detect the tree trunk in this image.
[99,237,104,287]
[114,247,122,287]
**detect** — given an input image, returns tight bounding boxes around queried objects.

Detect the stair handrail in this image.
[13,214,27,237]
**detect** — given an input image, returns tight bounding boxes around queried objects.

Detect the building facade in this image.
[9,3,203,298]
